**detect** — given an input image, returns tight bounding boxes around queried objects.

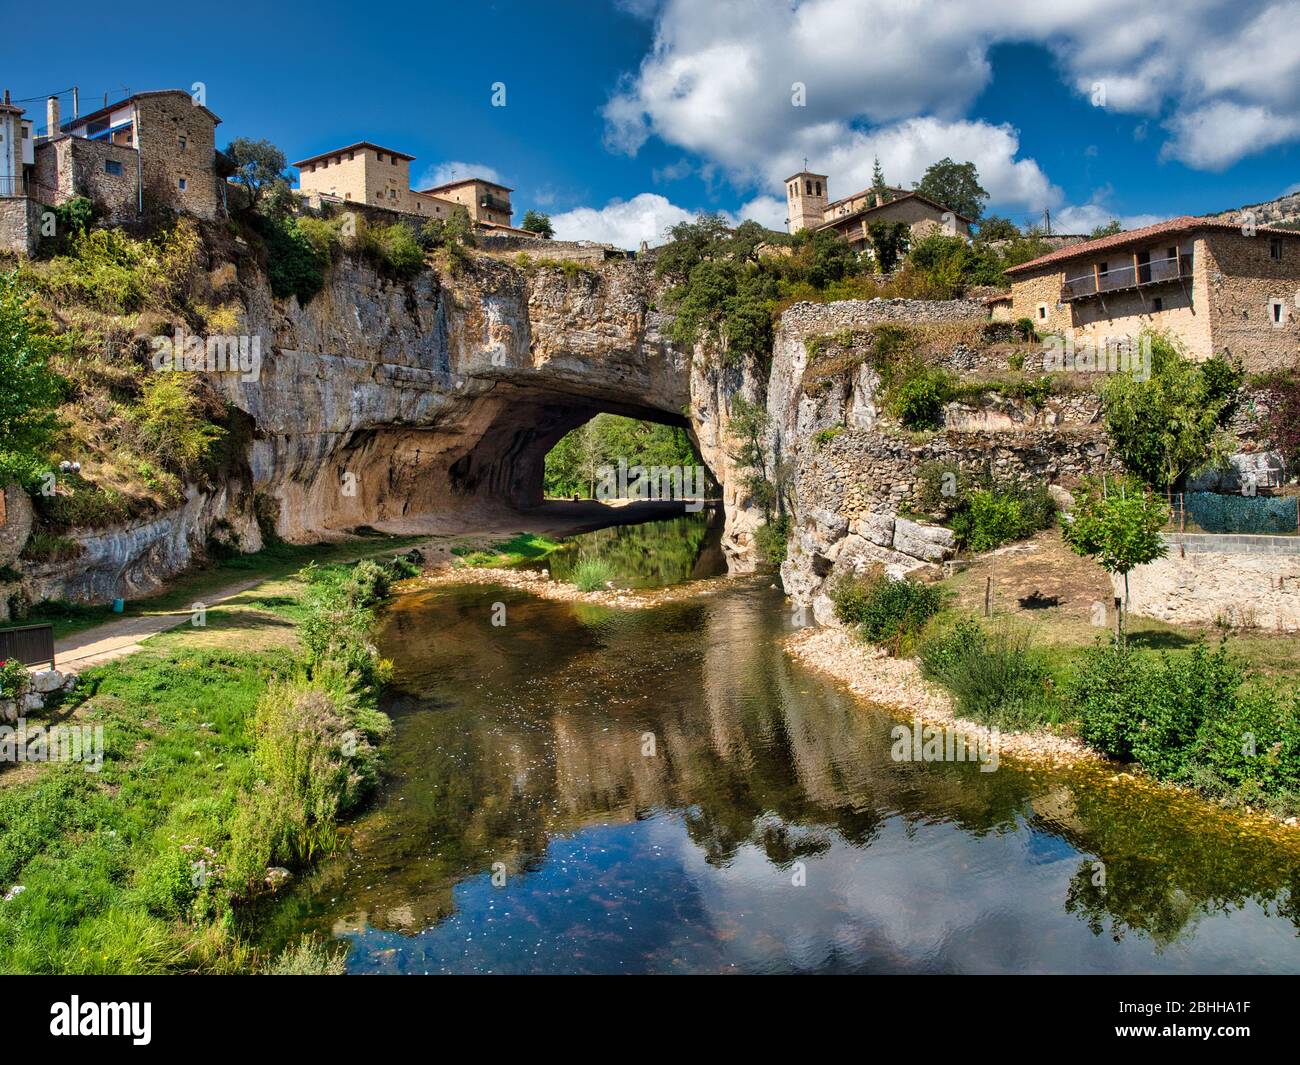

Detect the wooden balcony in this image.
[1061,253,1192,301]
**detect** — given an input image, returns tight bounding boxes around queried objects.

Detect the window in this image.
[815,181,821,195]
[1270,237,1283,261]
[105,159,123,176]
[1152,297,1163,312]
[178,177,187,190]
[376,152,385,163]
[178,134,187,149]
[391,156,397,166]
[806,180,812,194]
[1271,299,1285,326]
[1037,304,1048,320]
[388,188,396,199]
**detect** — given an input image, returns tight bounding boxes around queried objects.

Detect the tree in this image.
[870,156,893,204]
[1101,333,1238,490]
[1258,366,1300,472]
[0,271,63,471]
[867,221,909,272]
[226,138,288,212]
[1062,474,1168,636]
[1090,219,1123,237]
[521,210,554,238]
[976,215,1020,242]
[915,158,988,221]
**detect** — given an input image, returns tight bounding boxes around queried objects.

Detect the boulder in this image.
[892,517,957,563]
[1047,484,1075,512]
[853,511,895,548]
[30,670,65,694]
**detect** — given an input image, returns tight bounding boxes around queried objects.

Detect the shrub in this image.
[262,215,327,304]
[831,569,943,653]
[572,557,614,592]
[0,657,29,700]
[951,484,1055,552]
[265,936,347,975]
[753,515,790,566]
[1065,637,1300,809]
[919,619,1057,729]
[812,425,845,448]
[129,373,226,479]
[887,366,953,429]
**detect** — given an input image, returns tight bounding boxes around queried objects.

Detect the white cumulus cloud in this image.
[550,193,710,248]
[416,161,506,190]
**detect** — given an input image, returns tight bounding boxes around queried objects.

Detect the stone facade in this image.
[417,177,516,229]
[32,135,138,220]
[131,91,221,219]
[1007,220,1300,370]
[784,169,972,250]
[0,195,41,255]
[294,142,454,218]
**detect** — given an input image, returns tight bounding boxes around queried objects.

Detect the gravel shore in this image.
[416,564,728,609]
[783,626,1099,767]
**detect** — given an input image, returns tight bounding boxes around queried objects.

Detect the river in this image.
[261,513,1300,974]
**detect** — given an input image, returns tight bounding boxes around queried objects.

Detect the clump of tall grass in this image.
[572,556,614,592]
[919,618,1059,729]
[264,935,347,975]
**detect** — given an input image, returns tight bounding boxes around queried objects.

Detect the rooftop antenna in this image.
[1042,208,1052,235]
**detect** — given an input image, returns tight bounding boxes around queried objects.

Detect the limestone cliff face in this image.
[24,253,765,603]
[768,298,1116,625]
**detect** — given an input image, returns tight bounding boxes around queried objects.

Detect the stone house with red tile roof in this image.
[1004,216,1300,370]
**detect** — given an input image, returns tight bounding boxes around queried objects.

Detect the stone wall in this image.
[767,297,1120,621]
[0,196,40,256]
[1122,537,1300,631]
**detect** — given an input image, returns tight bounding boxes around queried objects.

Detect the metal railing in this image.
[0,175,26,198]
[479,193,511,215]
[1061,253,1192,301]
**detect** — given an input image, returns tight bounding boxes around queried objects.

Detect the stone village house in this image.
[1003,216,1300,371]
[0,87,538,255]
[784,168,973,254]
[0,89,223,254]
[293,141,537,237]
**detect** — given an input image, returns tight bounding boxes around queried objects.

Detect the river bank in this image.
[784,624,1300,831]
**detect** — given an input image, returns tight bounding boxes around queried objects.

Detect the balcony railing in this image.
[0,175,26,197]
[479,193,511,215]
[1062,253,1192,301]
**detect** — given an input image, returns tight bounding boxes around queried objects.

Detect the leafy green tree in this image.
[1101,333,1238,489]
[1090,219,1123,237]
[866,221,909,273]
[0,271,63,477]
[1062,474,1169,633]
[976,215,1020,241]
[654,213,732,283]
[915,158,988,220]
[226,138,288,212]
[521,210,554,238]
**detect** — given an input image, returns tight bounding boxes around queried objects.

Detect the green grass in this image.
[0,553,410,974]
[19,534,425,642]
[572,557,615,592]
[453,532,564,568]
[0,646,290,973]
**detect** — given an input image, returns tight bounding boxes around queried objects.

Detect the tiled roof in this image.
[1004,215,1300,274]
[816,190,974,230]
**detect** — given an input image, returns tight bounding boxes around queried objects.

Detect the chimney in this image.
[874,191,883,208]
[47,95,60,135]
[2,90,9,106]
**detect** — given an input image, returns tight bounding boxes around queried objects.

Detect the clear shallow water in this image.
[263,521,1300,974]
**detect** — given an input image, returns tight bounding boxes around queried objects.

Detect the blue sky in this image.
[6,0,1298,247]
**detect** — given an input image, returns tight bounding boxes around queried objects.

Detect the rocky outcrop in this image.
[18,251,767,603]
[768,298,1115,622]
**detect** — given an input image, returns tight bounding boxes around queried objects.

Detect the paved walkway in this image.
[51,577,265,674]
